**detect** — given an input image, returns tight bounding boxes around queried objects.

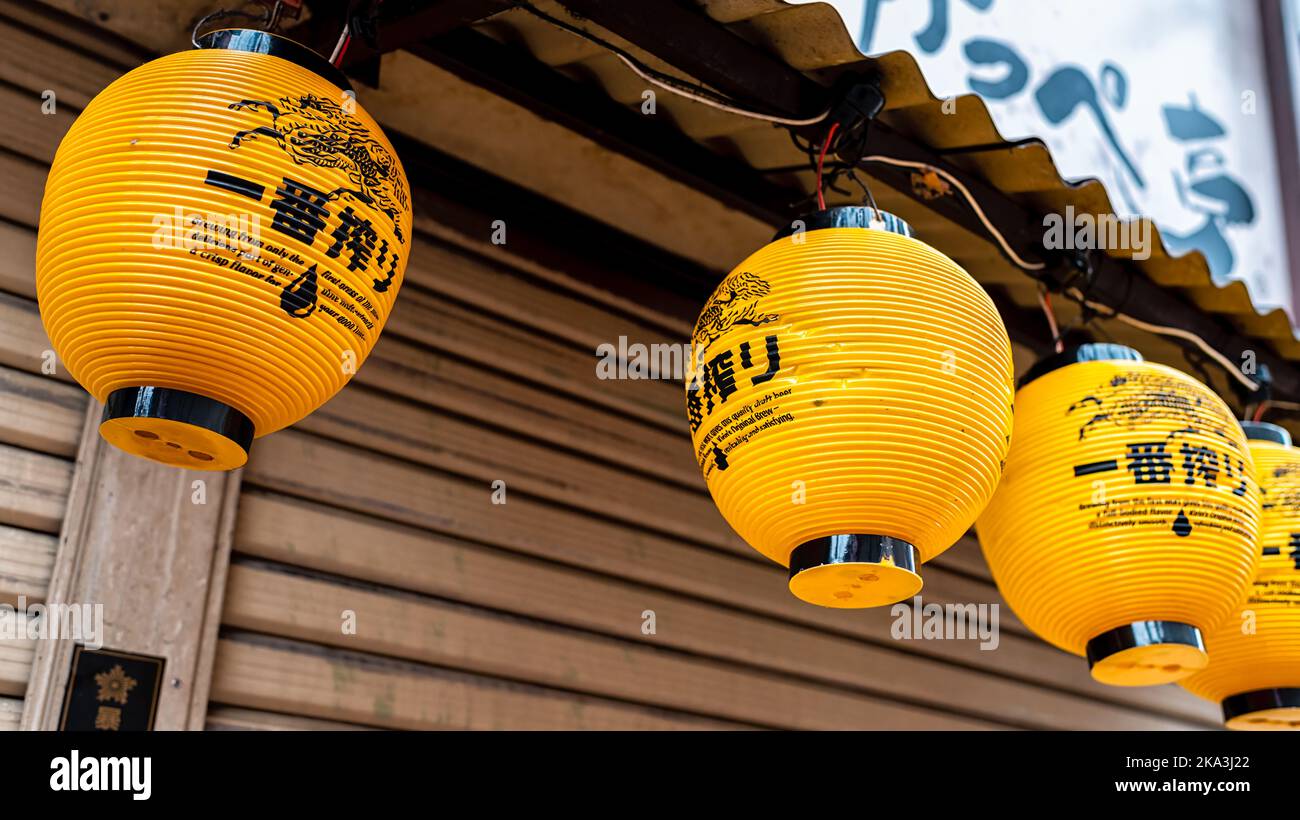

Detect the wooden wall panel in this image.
[223,563,1010,730]
[205,706,374,732]
[240,431,1038,642]
[231,490,1214,729]
[0,696,22,731]
[0,9,119,109]
[0,12,106,719]
[384,288,683,430]
[0,363,79,719]
[0,443,71,534]
[0,626,35,697]
[0,367,85,457]
[0,525,57,608]
[211,635,748,731]
[359,336,701,488]
[0,270,84,636]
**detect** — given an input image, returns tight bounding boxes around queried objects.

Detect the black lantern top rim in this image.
[1239,420,1292,446]
[772,206,913,241]
[1018,342,1144,389]
[196,28,353,94]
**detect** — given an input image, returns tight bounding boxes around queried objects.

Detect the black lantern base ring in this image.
[1220,687,1300,730]
[787,534,923,608]
[98,386,255,471]
[1085,620,1207,686]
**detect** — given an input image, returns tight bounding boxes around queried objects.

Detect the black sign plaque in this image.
[58,646,165,732]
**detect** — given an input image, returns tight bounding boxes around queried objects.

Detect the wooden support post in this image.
[20,401,240,730]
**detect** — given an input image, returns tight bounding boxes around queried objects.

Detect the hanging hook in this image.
[192,1,283,48]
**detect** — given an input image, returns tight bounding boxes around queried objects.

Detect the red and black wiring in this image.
[1036,287,1065,354]
[329,0,391,67]
[329,23,352,66]
[809,116,884,216]
[815,121,840,210]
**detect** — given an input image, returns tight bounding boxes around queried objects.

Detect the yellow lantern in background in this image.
[1180,421,1300,729]
[686,207,1015,608]
[978,344,1262,686]
[36,29,411,470]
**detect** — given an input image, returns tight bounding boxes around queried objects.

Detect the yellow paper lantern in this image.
[1180,421,1300,729]
[686,207,1015,608]
[977,344,1262,686]
[36,29,411,470]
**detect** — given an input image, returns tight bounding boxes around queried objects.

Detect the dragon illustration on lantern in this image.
[227,93,409,242]
[691,271,780,351]
[1067,371,1236,445]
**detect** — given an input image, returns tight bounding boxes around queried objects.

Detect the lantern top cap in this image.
[1240,420,1292,446]
[196,28,353,93]
[772,206,912,241]
[1018,342,1144,389]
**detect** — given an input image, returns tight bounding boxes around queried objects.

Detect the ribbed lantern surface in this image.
[1179,421,1300,729]
[686,208,1014,608]
[977,345,1262,686]
[36,30,411,470]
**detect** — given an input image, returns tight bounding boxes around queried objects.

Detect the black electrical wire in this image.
[510,1,828,124]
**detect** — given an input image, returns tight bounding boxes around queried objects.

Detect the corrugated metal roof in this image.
[472,0,1300,371]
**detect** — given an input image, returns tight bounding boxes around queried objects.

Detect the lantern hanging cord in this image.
[1037,287,1064,354]
[815,122,840,210]
[859,155,1047,272]
[784,130,860,210]
[513,2,830,126]
[848,168,884,217]
[1266,398,1300,413]
[858,155,1264,392]
[819,98,886,217]
[329,22,352,65]
[331,0,390,67]
[191,1,282,47]
[1068,291,1259,391]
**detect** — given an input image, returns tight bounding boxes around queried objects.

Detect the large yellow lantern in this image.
[1180,421,1300,729]
[978,344,1262,686]
[686,207,1015,608]
[36,29,411,470]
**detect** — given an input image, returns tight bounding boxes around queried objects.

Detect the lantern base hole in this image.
[1221,688,1300,730]
[1085,620,1207,686]
[99,386,253,471]
[787,534,922,608]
